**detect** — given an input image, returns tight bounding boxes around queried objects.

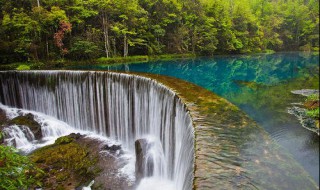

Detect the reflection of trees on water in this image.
[113,53,318,116]
[143,53,319,99]
[135,53,319,129]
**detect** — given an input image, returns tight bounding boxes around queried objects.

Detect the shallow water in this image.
[74,52,320,184]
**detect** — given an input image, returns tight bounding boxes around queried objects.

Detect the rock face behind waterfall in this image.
[135,139,154,182]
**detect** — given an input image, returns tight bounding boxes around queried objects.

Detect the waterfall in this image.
[2,125,35,149]
[0,103,77,153]
[0,71,194,190]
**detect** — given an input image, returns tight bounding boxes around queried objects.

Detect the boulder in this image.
[135,139,154,182]
[9,113,42,140]
[0,108,7,125]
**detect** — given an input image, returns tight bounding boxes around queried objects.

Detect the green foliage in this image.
[16,64,30,70]
[0,145,42,190]
[69,40,99,60]
[0,132,3,141]
[97,55,148,64]
[304,93,319,121]
[306,94,319,102]
[0,0,319,64]
[306,108,319,119]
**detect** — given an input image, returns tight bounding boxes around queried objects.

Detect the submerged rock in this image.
[291,89,319,97]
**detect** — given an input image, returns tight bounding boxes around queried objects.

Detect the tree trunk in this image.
[46,35,49,59]
[124,34,128,57]
[102,13,110,58]
[113,38,116,56]
[191,29,195,54]
[37,0,40,7]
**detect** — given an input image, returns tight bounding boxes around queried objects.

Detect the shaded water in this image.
[74,52,320,184]
[0,71,194,190]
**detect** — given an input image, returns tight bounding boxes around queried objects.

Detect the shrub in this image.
[306,108,319,119]
[16,64,30,70]
[0,145,42,189]
[306,94,319,102]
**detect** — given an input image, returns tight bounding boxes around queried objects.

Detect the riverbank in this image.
[0,54,196,70]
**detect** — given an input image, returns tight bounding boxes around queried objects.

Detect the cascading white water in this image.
[2,125,35,149]
[0,71,194,190]
[0,103,77,152]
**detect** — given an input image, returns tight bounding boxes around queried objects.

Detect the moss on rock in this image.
[29,133,100,189]
[8,114,42,140]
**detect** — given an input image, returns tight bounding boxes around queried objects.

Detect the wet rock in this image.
[288,106,319,135]
[31,133,134,190]
[8,113,42,140]
[102,144,122,152]
[0,108,8,125]
[0,108,5,144]
[135,139,154,182]
[291,89,319,97]
[55,133,84,145]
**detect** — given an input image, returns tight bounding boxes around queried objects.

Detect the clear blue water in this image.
[72,52,320,184]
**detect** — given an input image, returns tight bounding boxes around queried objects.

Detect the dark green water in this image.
[72,52,320,184]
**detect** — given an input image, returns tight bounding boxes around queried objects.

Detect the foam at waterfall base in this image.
[0,103,77,152]
[0,103,137,181]
[137,177,176,190]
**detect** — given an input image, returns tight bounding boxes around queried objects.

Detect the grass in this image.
[96,55,149,64]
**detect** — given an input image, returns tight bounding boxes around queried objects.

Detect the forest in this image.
[0,0,318,64]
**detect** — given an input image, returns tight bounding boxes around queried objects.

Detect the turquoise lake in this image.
[72,52,320,184]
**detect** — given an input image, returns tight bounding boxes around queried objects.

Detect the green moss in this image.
[55,136,75,144]
[16,64,30,70]
[29,134,100,189]
[8,114,42,139]
[10,115,38,127]
[96,56,149,64]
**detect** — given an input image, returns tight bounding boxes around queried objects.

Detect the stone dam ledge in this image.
[125,72,318,190]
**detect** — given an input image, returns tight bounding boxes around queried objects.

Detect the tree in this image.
[54,20,72,57]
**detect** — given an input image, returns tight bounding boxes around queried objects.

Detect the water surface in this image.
[73,52,320,184]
